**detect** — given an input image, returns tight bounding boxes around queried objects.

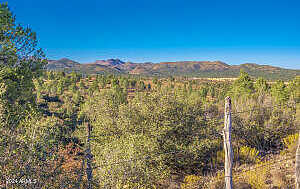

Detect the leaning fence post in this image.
[224,96,233,189]
[76,158,85,189]
[296,130,300,189]
[86,122,93,189]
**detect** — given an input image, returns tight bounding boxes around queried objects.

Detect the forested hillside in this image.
[46,58,300,81]
[1,2,300,189]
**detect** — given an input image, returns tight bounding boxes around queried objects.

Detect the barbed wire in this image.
[231,102,293,115]
[234,156,294,176]
[75,103,294,155]
[205,156,295,187]
[87,126,223,140]
[91,144,294,172]
[192,155,295,189]
[82,102,292,140]
[70,102,297,188]
[70,151,295,188]
[92,149,191,169]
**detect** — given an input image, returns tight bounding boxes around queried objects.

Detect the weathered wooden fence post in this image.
[76,158,85,189]
[86,122,93,189]
[224,96,233,189]
[296,130,300,189]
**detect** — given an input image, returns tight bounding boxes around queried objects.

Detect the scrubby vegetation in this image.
[1,2,300,189]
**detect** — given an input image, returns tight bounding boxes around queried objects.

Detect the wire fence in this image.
[201,156,296,188]
[67,102,296,188]
[66,147,295,188]
[85,103,293,139]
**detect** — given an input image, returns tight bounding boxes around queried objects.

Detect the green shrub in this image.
[77,90,223,187]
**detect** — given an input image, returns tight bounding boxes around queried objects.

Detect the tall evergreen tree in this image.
[229,70,254,98]
[271,80,289,104]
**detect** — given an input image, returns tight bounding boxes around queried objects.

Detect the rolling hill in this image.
[46,58,300,80]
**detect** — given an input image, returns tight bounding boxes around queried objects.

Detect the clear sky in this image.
[5,0,300,69]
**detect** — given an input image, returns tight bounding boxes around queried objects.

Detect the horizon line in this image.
[49,57,300,70]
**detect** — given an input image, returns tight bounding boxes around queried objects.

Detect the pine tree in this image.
[229,70,254,98]
[271,80,289,104]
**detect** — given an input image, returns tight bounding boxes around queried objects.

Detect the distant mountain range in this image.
[46,58,300,80]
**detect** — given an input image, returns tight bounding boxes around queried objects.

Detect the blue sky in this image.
[5,0,300,69]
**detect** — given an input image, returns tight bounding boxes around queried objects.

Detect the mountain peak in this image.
[46,58,80,70]
[55,58,77,63]
[92,59,125,66]
[58,58,72,61]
